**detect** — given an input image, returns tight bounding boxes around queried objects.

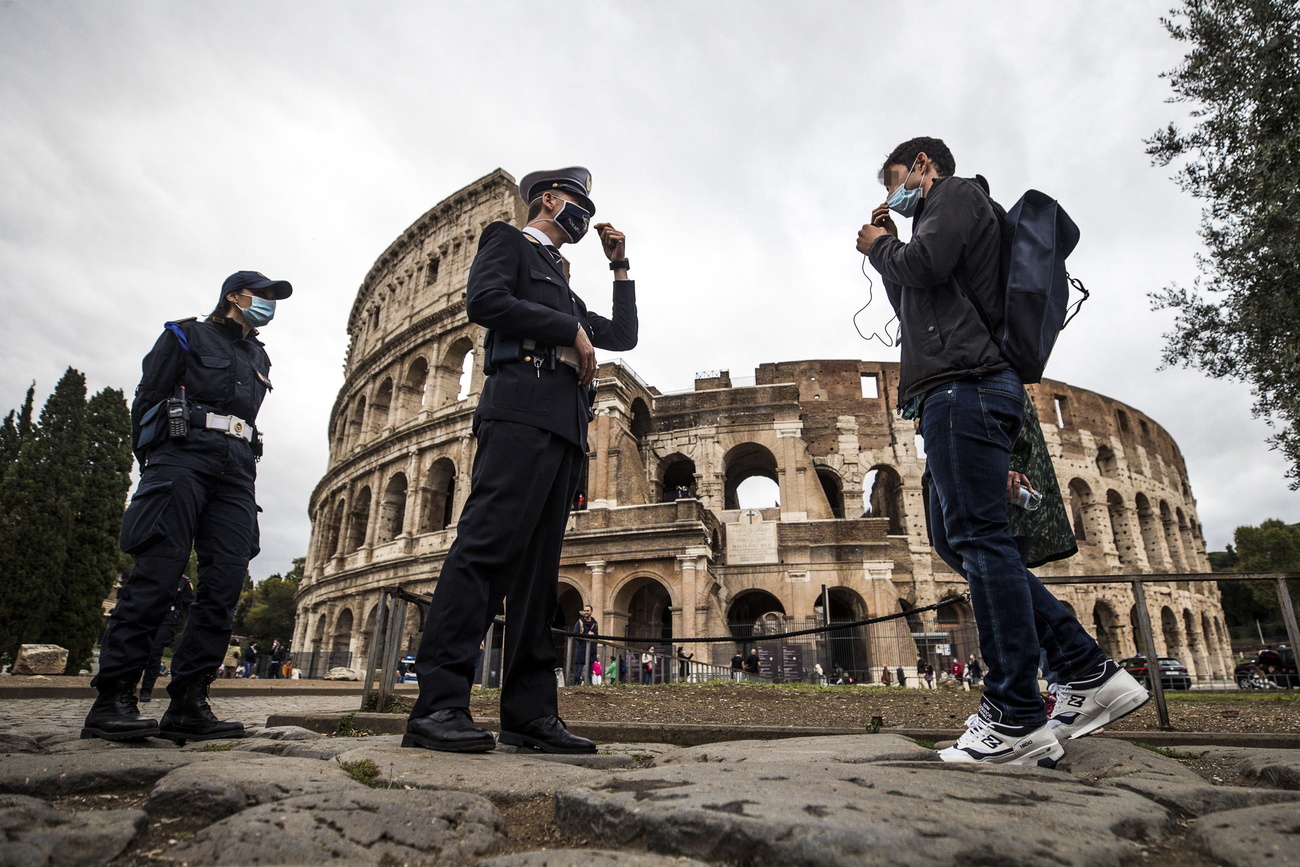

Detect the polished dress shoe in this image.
[498,715,596,754]
[403,708,496,752]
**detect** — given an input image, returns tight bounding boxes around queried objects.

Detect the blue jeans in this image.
[922,370,1104,724]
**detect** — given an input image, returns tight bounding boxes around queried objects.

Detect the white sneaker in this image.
[1049,659,1150,740]
[938,704,1064,767]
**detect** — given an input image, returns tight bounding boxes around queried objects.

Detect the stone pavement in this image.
[5,694,1300,867]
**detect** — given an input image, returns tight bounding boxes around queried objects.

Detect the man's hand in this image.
[870,203,898,237]
[857,222,891,255]
[1006,471,1034,504]
[595,222,625,261]
[575,324,597,385]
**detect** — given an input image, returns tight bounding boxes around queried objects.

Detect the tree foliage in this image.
[1216,519,1300,639]
[1147,0,1300,484]
[235,557,303,644]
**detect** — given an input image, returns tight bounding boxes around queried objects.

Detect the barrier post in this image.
[1131,581,1172,730]
[360,591,389,711]
[1275,578,1300,668]
[375,597,406,713]
[478,622,495,688]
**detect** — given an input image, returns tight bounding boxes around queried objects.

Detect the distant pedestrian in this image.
[881,665,892,687]
[642,646,656,683]
[242,640,258,679]
[744,649,760,678]
[269,640,286,679]
[591,659,603,686]
[924,664,934,689]
[676,646,694,683]
[222,640,241,679]
[731,651,744,682]
[896,666,907,688]
[572,605,599,685]
[813,663,825,685]
[967,655,983,689]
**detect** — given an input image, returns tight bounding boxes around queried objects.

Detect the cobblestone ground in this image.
[0,694,358,729]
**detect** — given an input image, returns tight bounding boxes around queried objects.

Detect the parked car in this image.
[1119,656,1192,691]
[1234,647,1297,689]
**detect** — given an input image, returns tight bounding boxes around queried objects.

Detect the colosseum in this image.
[294,168,1233,685]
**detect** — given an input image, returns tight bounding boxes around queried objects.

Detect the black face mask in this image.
[552,198,591,243]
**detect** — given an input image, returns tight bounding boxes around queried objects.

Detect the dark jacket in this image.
[868,176,1008,406]
[132,317,272,485]
[467,222,638,449]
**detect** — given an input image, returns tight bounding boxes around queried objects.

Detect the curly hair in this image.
[879,137,956,184]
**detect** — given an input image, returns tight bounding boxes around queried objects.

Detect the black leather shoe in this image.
[81,679,160,741]
[157,674,244,746]
[498,715,596,754]
[403,708,496,752]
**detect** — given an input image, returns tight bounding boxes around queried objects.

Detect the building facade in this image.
[294,169,1233,682]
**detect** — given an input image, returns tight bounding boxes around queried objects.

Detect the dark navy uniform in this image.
[139,576,195,700]
[94,315,271,689]
[410,219,637,732]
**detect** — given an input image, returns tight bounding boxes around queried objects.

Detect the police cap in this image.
[222,271,293,300]
[518,167,595,215]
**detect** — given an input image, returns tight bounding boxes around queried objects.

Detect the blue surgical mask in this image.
[240,295,276,327]
[551,198,591,244]
[887,161,922,217]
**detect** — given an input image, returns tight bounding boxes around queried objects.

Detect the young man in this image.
[572,605,599,685]
[404,167,637,755]
[84,271,291,744]
[856,137,1147,766]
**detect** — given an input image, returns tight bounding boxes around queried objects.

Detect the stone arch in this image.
[347,396,367,449]
[399,357,430,422]
[613,574,674,645]
[377,472,408,544]
[630,397,651,438]
[1096,445,1118,478]
[824,587,872,679]
[934,596,978,667]
[1093,599,1122,659]
[324,496,346,559]
[358,603,379,663]
[1067,479,1091,542]
[1182,607,1204,681]
[310,614,328,676]
[370,377,394,437]
[863,465,905,534]
[1160,605,1182,659]
[332,414,347,456]
[723,443,779,510]
[331,607,354,665]
[1135,493,1167,569]
[1200,611,1221,679]
[727,590,787,639]
[1177,508,1197,569]
[347,487,371,552]
[437,337,475,407]
[659,453,697,502]
[1161,500,1187,572]
[1107,490,1135,566]
[419,457,458,533]
[816,466,846,519]
[553,581,586,639]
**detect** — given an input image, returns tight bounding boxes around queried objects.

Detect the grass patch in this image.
[1132,742,1195,759]
[913,739,936,749]
[338,758,382,788]
[1164,691,1300,703]
[335,712,375,737]
[201,743,234,752]
[360,692,406,714]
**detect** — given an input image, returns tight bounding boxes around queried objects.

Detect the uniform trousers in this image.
[410,419,582,730]
[94,463,258,687]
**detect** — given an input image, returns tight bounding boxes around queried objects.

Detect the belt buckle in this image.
[232,419,245,437]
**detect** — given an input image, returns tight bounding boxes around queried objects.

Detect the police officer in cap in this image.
[405,167,638,754]
[83,271,291,744]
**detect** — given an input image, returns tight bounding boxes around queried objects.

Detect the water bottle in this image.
[1015,486,1043,511]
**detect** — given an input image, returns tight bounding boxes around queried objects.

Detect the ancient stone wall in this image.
[295,170,1232,683]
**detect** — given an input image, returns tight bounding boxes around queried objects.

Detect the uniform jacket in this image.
[868,176,1009,406]
[132,316,272,485]
[467,221,638,450]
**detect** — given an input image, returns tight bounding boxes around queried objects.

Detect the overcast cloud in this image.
[1,1,1293,580]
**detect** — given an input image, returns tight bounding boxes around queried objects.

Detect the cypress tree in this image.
[41,388,133,673]
[0,369,88,663]
[0,384,35,477]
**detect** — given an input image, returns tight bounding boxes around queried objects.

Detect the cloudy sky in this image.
[1,1,1293,579]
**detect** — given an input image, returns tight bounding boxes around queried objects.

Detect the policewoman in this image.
[83,271,290,744]
[405,167,637,754]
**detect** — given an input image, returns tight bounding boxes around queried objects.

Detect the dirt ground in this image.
[437,681,1300,734]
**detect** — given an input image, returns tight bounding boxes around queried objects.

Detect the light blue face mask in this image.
[240,294,276,327]
[886,160,922,217]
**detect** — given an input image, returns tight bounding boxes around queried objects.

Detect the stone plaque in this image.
[727,513,778,565]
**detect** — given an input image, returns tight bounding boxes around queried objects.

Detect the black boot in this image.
[158,674,244,746]
[81,679,160,741]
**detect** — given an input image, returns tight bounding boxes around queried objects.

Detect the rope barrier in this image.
[381,583,971,646]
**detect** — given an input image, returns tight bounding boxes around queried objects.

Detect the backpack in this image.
[968,182,1089,384]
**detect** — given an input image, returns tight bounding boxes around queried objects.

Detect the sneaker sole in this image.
[1063,688,1151,740]
[401,732,496,753]
[497,731,597,754]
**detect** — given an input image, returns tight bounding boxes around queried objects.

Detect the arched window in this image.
[1096,446,1118,478]
[817,467,845,519]
[630,398,651,439]
[1161,500,1187,572]
[419,458,458,533]
[723,443,779,510]
[1092,600,1120,659]
[371,378,393,437]
[1135,493,1165,567]
[399,357,430,421]
[347,396,367,449]
[660,454,697,502]
[1067,479,1091,541]
[863,465,905,534]
[1107,490,1131,565]
[377,473,408,543]
[324,497,346,558]
[437,337,475,407]
[347,487,371,552]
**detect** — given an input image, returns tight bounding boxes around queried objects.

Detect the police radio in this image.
[166,386,190,440]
